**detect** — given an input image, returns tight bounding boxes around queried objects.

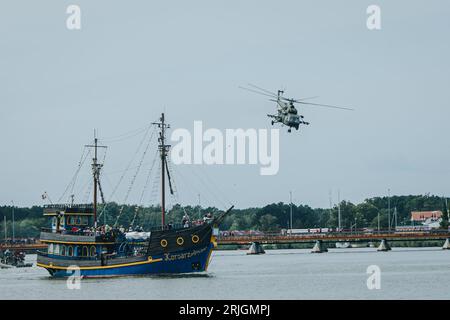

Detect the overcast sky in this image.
[1,1,449,210]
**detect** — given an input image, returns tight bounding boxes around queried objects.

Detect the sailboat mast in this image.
[85,131,106,227]
[153,113,171,229]
[93,136,98,225]
[161,114,166,228]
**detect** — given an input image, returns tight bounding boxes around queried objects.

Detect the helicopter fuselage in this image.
[269,100,302,131]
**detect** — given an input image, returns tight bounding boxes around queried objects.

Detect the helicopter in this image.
[240,83,354,132]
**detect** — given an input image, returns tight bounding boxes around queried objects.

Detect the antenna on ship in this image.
[85,129,107,227]
[152,113,171,230]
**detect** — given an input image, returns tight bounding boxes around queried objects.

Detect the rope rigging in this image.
[97,146,108,205]
[99,123,153,144]
[130,149,159,228]
[55,116,234,230]
[114,126,157,227]
[168,164,221,214]
[98,123,155,220]
[57,147,91,204]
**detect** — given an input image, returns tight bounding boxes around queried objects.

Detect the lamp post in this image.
[377,210,380,233]
[11,200,15,243]
[388,189,391,232]
[3,216,6,243]
[338,190,341,232]
[289,191,293,235]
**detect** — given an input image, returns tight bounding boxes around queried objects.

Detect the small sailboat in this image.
[37,113,233,278]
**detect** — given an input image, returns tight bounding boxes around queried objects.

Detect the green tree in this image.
[259,214,278,232]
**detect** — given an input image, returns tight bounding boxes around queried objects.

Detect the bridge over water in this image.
[216,230,450,247]
[1,231,450,253]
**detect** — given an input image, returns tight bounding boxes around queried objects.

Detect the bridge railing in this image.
[217,229,450,242]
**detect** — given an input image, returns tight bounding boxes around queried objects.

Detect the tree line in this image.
[0,194,448,238]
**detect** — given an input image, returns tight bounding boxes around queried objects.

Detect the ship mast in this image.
[153,113,170,229]
[85,131,107,227]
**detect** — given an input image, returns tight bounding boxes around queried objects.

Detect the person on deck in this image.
[182,213,190,228]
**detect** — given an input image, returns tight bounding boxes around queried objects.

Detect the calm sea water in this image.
[0,247,449,299]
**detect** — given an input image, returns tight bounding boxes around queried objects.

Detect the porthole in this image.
[160,239,168,248]
[192,235,199,243]
[176,237,184,246]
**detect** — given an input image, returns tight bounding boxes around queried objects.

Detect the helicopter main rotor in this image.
[240,83,354,111]
[239,83,354,133]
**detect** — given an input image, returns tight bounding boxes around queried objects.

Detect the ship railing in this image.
[40,227,117,241]
[41,227,96,236]
[37,250,99,260]
[146,220,210,232]
[43,203,94,209]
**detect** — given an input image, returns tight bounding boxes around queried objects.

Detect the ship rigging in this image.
[36,113,233,278]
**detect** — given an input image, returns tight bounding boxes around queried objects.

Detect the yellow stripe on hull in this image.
[37,257,162,270]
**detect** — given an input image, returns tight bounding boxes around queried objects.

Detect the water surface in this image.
[0,248,449,299]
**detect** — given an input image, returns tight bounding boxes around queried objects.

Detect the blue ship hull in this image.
[46,243,214,278]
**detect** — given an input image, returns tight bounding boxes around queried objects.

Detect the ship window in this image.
[55,244,60,255]
[76,216,82,225]
[81,216,88,225]
[48,243,54,254]
[82,246,88,257]
[68,246,73,257]
[90,246,96,257]
[61,245,66,256]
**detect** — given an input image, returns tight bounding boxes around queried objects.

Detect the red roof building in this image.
[410,211,442,222]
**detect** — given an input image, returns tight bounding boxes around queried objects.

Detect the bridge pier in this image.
[377,239,391,251]
[443,238,450,250]
[247,242,265,255]
[311,240,328,253]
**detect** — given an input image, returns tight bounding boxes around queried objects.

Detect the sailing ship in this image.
[36,113,233,278]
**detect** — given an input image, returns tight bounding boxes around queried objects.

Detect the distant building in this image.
[411,211,442,229]
[410,210,442,222]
